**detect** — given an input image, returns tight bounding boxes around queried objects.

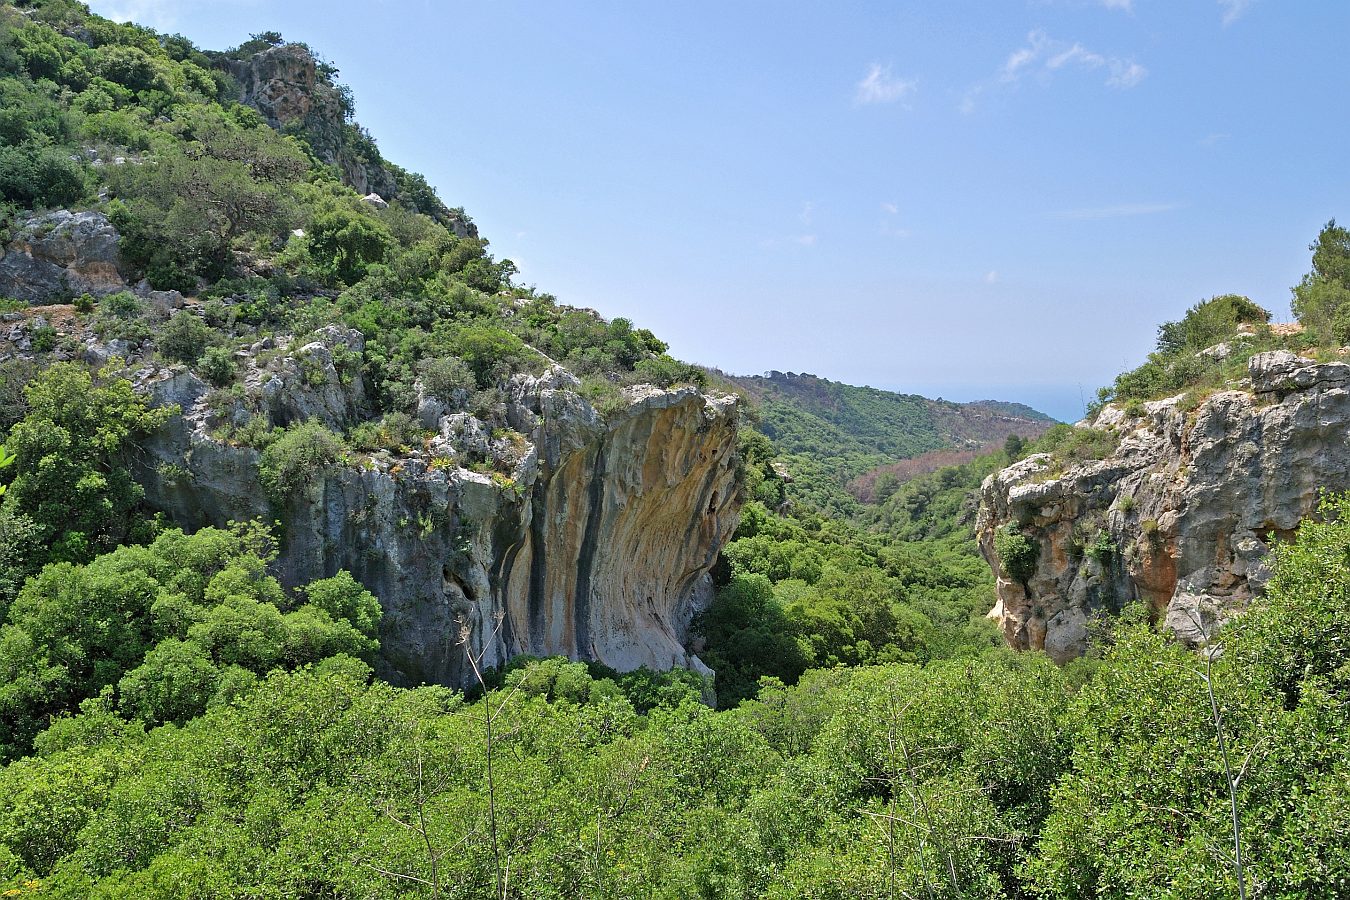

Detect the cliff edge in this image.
[977,348,1350,660]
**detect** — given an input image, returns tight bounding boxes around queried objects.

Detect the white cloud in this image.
[1050,202,1182,220]
[792,234,817,247]
[799,202,815,226]
[1218,0,1256,26]
[1107,60,1148,88]
[881,201,899,215]
[966,30,1145,109]
[1200,132,1231,146]
[984,270,1000,284]
[854,64,918,106]
[1100,0,1133,10]
[1047,43,1105,72]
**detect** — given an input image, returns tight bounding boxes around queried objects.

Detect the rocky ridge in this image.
[977,348,1350,661]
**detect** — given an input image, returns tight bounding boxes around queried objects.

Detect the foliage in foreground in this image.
[4,494,1350,897]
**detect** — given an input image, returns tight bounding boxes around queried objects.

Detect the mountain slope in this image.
[724,370,1054,517]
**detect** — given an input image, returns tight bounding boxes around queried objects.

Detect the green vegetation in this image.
[258,419,344,501]
[697,432,1006,707]
[0,364,173,586]
[993,524,1038,582]
[3,3,1348,896]
[5,494,1350,895]
[726,371,1051,519]
[1096,229,1350,412]
[1097,293,1278,410]
[0,520,379,761]
[1292,219,1350,344]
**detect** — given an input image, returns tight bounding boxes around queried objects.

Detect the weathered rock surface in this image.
[977,350,1350,661]
[222,44,476,238]
[131,329,741,687]
[0,210,129,303]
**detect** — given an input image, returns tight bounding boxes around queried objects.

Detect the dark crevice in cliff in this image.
[573,445,609,659]
[527,481,550,652]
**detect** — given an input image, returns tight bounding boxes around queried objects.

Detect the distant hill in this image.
[720,371,1054,517]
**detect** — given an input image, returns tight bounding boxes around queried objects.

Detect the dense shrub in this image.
[157,310,211,363]
[196,345,236,386]
[258,419,343,500]
[2,364,173,569]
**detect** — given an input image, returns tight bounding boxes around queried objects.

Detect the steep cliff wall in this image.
[977,350,1350,661]
[124,329,741,687]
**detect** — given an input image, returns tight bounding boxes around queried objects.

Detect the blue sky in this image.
[89,0,1350,420]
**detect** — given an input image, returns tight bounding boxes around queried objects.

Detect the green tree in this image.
[3,364,174,568]
[306,203,395,285]
[1293,220,1350,341]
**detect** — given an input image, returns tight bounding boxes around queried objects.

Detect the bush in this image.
[258,420,344,500]
[994,524,1039,582]
[0,143,85,208]
[196,345,236,386]
[418,355,474,404]
[158,311,212,363]
[348,412,422,452]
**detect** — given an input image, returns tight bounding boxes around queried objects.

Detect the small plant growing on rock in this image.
[73,293,95,314]
[29,324,56,352]
[1084,530,1117,563]
[994,524,1039,583]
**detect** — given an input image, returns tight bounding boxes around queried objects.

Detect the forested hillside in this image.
[724,370,1051,517]
[1,1,1349,897]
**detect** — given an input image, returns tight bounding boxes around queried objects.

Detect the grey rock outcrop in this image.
[132,330,742,687]
[977,350,1350,661]
[0,210,129,303]
[222,44,476,238]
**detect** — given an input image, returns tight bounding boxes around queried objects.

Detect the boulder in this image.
[0,210,129,303]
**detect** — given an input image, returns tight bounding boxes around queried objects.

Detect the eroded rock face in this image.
[0,210,129,303]
[133,331,741,687]
[977,350,1350,661]
[224,44,476,238]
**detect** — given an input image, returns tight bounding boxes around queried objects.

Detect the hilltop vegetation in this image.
[1092,221,1350,417]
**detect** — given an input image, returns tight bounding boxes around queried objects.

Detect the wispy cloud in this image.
[965,30,1146,111]
[878,202,910,238]
[984,270,1000,284]
[799,202,815,226]
[854,64,918,106]
[1200,132,1231,146]
[1218,0,1256,26]
[1050,201,1182,220]
[1099,0,1133,10]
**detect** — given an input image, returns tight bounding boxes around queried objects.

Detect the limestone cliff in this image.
[126,327,740,687]
[977,349,1350,661]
